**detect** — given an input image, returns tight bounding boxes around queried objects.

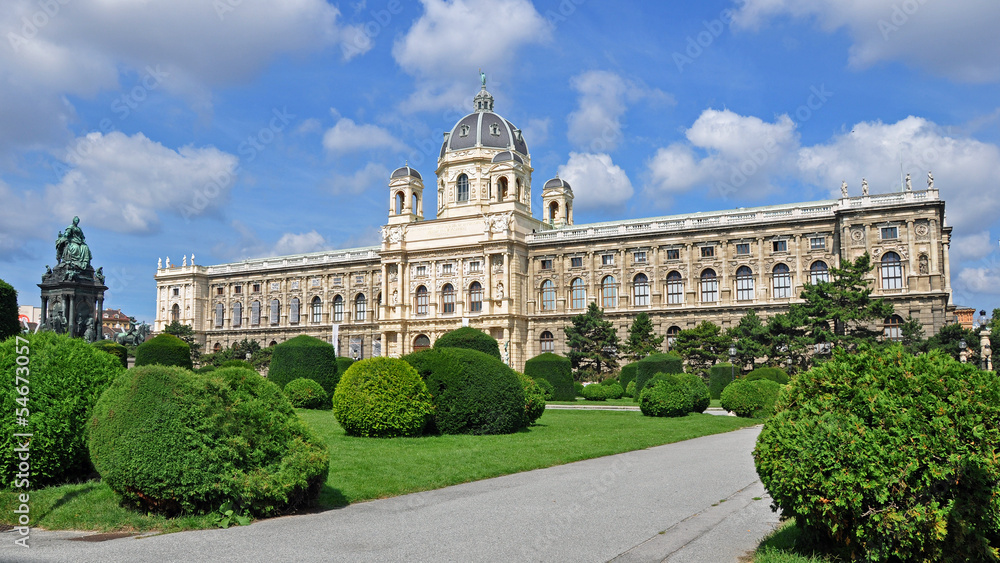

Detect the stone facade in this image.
[154,85,953,371]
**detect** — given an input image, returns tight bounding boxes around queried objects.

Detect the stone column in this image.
[40,296,49,328]
[67,294,76,337]
[942,232,952,293]
[96,297,104,340]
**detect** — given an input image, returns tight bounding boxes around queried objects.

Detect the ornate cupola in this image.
[387,164,424,226]
[541,176,573,227]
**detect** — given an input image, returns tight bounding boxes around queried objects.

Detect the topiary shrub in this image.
[402,348,525,435]
[0,278,19,342]
[135,333,192,369]
[755,346,1000,562]
[600,377,618,386]
[195,365,217,374]
[633,353,683,398]
[517,372,546,425]
[708,363,736,399]
[284,377,328,409]
[533,377,555,400]
[625,380,635,398]
[88,366,329,517]
[619,362,638,390]
[332,358,434,438]
[1,332,123,487]
[267,335,338,401]
[720,378,782,418]
[334,357,355,383]
[580,383,612,401]
[432,326,501,359]
[221,359,256,371]
[673,372,711,413]
[639,379,693,417]
[744,366,790,385]
[92,339,128,369]
[524,353,575,401]
[574,381,585,397]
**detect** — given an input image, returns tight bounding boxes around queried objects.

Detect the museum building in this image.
[154,83,954,371]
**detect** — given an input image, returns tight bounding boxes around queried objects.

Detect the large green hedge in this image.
[755,346,1000,562]
[88,366,329,516]
[720,378,782,418]
[432,327,501,359]
[633,353,683,398]
[335,357,355,382]
[333,358,434,438]
[708,363,736,399]
[134,333,192,369]
[1,332,123,487]
[403,348,526,435]
[618,362,638,389]
[524,353,575,401]
[0,279,19,342]
[92,339,129,369]
[744,366,790,385]
[267,335,338,400]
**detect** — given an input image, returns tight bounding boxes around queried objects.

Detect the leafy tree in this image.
[987,308,1000,370]
[622,312,664,362]
[765,310,809,373]
[725,310,768,371]
[564,302,620,380]
[162,320,201,361]
[926,322,980,364]
[672,320,729,377]
[795,252,895,351]
[0,279,19,341]
[899,315,928,355]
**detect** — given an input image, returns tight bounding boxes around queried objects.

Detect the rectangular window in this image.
[270,282,280,291]
[667,277,683,304]
[252,283,261,293]
[333,276,343,286]
[633,251,647,263]
[172,287,179,296]
[469,261,481,272]
[216,287,224,295]
[881,226,898,240]
[810,237,825,250]
[416,266,427,277]
[540,259,553,270]
[773,240,788,252]
[700,246,714,258]
[311,278,320,287]
[291,280,299,290]
[736,243,750,255]
[355,275,364,285]
[602,254,614,266]
[234,285,242,294]
[251,301,260,326]
[666,249,680,261]
[571,256,583,268]
[442,264,453,275]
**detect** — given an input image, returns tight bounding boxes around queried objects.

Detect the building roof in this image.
[390,165,421,180]
[543,177,571,191]
[440,87,528,157]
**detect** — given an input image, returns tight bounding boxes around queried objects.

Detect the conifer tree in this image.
[726,310,768,370]
[673,320,729,377]
[622,312,664,362]
[564,302,620,380]
[0,279,19,341]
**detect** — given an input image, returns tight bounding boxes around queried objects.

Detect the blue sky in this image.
[2,0,1000,324]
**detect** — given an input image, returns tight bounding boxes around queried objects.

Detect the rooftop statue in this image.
[55,216,92,275]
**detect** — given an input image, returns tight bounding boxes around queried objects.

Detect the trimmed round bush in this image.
[600,377,618,386]
[639,379,693,417]
[744,366,790,385]
[517,372,546,425]
[135,333,192,369]
[720,378,782,418]
[88,366,329,516]
[674,373,710,413]
[524,353,575,401]
[574,381,585,397]
[268,335,338,400]
[333,358,433,438]
[335,357,355,380]
[619,362,638,389]
[433,327,501,359]
[195,365,217,374]
[221,359,255,371]
[533,377,555,400]
[708,363,736,399]
[284,377,328,409]
[1,332,123,487]
[625,380,635,398]
[92,339,128,369]
[580,383,612,401]
[755,346,1000,562]
[403,348,526,435]
[633,353,683,397]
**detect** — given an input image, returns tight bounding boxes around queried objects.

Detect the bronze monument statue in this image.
[39,217,106,342]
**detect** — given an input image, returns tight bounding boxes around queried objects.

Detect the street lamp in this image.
[959,338,967,364]
[728,345,737,382]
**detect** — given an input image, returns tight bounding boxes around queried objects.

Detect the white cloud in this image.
[323,118,407,154]
[45,132,238,233]
[327,162,390,195]
[949,231,993,262]
[214,221,331,260]
[567,70,673,152]
[392,0,552,111]
[957,265,1000,295]
[272,231,331,256]
[732,0,1000,83]
[556,152,634,209]
[522,118,551,148]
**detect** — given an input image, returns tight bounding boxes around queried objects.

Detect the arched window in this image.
[375,293,381,320]
[881,252,903,289]
[395,191,404,214]
[333,295,344,322]
[269,299,280,325]
[541,280,555,311]
[232,301,242,327]
[469,282,483,312]
[700,269,718,303]
[171,303,180,322]
[772,264,792,298]
[457,174,469,202]
[515,178,522,200]
[416,285,428,315]
[355,293,366,322]
[269,340,277,347]
[215,303,224,327]
[414,334,431,351]
[883,315,904,341]
[810,261,829,285]
[290,297,300,324]
[571,278,586,309]
[251,300,261,326]
[311,296,322,323]
[633,273,650,307]
[540,330,554,353]
[736,266,754,301]
[667,271,684,304]
[667,325,681,348]
[601,275,617,308]
[498,176,508,200]
[213,342,222,352]
[548,201,558,223]
[442,284,455,313]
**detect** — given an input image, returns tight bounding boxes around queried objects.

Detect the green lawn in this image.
[752,520,836,563]
[1,409,759,533]
[547,397,637,406]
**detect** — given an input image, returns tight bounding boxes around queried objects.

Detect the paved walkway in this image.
[1,426,779,563]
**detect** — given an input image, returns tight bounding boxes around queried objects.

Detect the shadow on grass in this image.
[34,480,102,523]
[316,484,349,510]
[751,520,839,563]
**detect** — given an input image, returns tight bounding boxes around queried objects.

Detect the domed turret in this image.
[390,165,422,180]
[439,84,528,159]
[541,175,573,228]
[386,163,424,226]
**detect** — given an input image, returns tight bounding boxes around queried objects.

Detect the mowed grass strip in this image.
[1,409,758,532]
[751,520,835,563]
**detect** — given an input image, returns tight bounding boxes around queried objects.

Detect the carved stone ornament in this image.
[483,211,514,233]
[851,229,865,244]
[915,223,930,238]
[381,225,407,244]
